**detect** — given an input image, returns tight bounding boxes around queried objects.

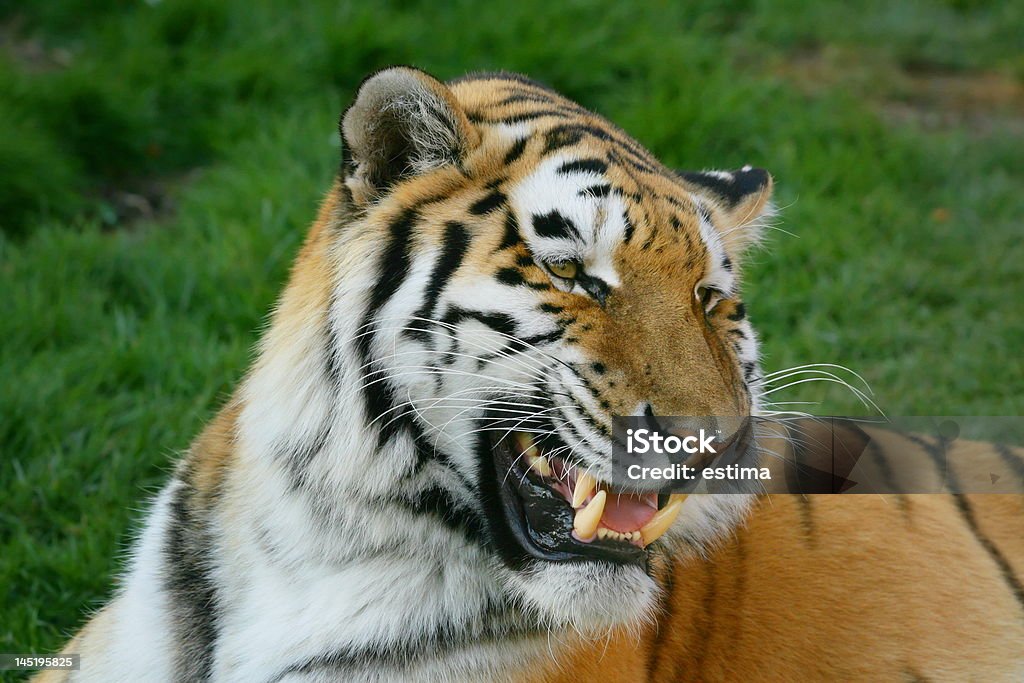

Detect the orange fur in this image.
[531,494,1024,682]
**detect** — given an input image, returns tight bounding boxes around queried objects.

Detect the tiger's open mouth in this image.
[485,426,685,567]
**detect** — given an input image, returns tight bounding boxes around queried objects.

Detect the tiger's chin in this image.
[506,560,659,631]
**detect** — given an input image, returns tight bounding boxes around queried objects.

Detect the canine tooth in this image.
[640,495,687,546]
[572,471,597,508]
[529,455,552,477]
[573,490,606,540]
[514,431,536,455]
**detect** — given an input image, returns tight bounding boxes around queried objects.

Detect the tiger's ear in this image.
[676,166,775,257]
[340,66,479,206]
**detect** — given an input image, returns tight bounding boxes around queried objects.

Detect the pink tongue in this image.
[601,493,658,533]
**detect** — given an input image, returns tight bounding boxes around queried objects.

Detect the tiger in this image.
[37,67,1023,682]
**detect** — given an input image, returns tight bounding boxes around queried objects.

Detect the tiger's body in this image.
[39,68,1023,682]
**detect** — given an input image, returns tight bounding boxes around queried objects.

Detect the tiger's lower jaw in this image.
[506,559,660,632]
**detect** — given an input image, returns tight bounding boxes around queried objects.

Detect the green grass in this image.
[1,0,1021,672]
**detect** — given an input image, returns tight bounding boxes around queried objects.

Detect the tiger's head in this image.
[248,67,773,633]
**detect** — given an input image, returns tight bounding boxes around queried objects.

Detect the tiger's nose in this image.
[639,404,749,462]
[640,404,720,434]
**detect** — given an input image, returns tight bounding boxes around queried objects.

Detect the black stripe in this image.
[951,493,1024,614]
[495,267,525,287]
[360,209,418,333]
[268,592,529,682]
[912,434,1024,614]
[726,302,746,321]
[579,183,612,198]
[864,440,899,495]
[567,392,613,440]
[646,554,677,680]
[864,440,912,516]
[164,480,219,682]
[470,108,570,124]
[996,443,1024,483]
[402,484,487,544]
[408,221,471,342]
[796,496,816,546]
[323,321,342,386]
[785,423,818,545]
[521,328,564,346]
[741,360,756,380]
[441,306,518,341]
[496,210,521,251]
[904,433,953,510]
[686,558,719,680]
[622,210,635,243]
[280,425,331,489]
[502,137,529,165]
[443,308,563,352]
[543,125,585,153]
[541,123,658,174]
[493,88,588,114]
[495,92,559,107]
[557,158,608,175]
[356,209,418,449]
[469,190,506,215]
[532,210,578,239]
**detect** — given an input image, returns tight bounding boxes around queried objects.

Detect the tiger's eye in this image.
[547,260,579,280]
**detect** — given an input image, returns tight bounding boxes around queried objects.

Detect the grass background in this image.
[1,0,1021,670]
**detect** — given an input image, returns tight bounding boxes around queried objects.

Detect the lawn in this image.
[1,0,1022,672]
